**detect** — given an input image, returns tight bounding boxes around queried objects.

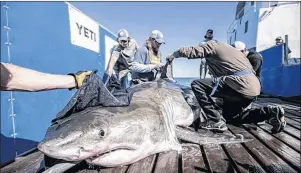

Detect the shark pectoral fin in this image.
[236,134,244,140]
[235,133,249,142]
[228,133,253,144]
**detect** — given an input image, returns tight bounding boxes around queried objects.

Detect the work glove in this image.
[68,71,93,89]
[153,63,164,71]
[166,54,175,64]
[149,63,163,71]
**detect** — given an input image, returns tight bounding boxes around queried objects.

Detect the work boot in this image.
[267,105,286,133]
[200,118,228,132]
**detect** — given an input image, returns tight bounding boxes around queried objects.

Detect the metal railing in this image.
[284,35,289,65]
[3,2,18,158]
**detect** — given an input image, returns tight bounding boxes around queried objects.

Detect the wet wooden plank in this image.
[285,110,301,123]
[222,143,266,173]
[1,151,44,173]
[228,125,298,173]
[254,98,300,118]
[286,110,301,118]
[220,130,266,173]
[256,98,301,108]
[98,166,128,173]
[203,143,237,173]
[258,124,300,153]
[286,116,301,123]
[70,162,99,173]
[242,124,300,171]
[282,125,301,140]
[72,161,127,173]
[285,118,300,130]
[181,143,208,173]
[126,155,156,173]
[75,169,99,173]
[153,151,178,173]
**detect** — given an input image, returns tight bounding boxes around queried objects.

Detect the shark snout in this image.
[38,143,97,161]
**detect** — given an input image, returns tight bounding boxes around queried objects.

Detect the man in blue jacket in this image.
[131,30,165,84]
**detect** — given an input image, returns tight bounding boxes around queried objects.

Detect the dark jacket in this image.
[247,51,263,79]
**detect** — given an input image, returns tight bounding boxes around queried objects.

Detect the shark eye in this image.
[99,129,105,138]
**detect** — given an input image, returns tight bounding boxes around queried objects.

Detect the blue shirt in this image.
[131,44,161,81]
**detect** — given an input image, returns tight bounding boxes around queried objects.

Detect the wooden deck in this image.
[1,98,300,173]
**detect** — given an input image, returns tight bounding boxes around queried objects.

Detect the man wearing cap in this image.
[131,30,165,83]
[232,41,263,80]
[200,29,215,79]
[166,40,286,133]
[275,36,292,57]
[200,29,214,45]
[106,29,139,88]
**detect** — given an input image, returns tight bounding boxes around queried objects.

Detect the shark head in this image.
[38,84,184,167]
[38,109,115,162]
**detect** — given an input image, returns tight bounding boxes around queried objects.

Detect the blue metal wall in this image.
[260,44,301,97]
[1,2,116,165]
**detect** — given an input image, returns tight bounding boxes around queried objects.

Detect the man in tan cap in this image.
[106,29,139,88]
[131,30,165,83]
[275,36,292,58]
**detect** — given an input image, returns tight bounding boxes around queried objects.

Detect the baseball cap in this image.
[204,29,213,39]
[117,29,129,42]
[150,30,165,44]
[232,41,246,51]
[275,36,283,41]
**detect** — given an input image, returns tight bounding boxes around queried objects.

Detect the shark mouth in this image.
[88,147,134,160]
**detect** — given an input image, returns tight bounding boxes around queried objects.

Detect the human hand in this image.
[153,63,164,71]
[166,54,175,63]
[107,68,113,78]
[68,71,93,89]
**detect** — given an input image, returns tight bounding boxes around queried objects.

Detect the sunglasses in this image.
[152,38,162,46]
[120,40,128,43]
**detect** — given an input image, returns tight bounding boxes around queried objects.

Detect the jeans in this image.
[113,70,132,89]
[191,78,277,124]
[120,72,132,89]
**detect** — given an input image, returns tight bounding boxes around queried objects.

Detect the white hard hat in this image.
[232,41,246,51]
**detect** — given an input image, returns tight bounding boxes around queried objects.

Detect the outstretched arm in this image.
[105,48,120,77]
[1,62,89,92]
[167,41,217,61]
